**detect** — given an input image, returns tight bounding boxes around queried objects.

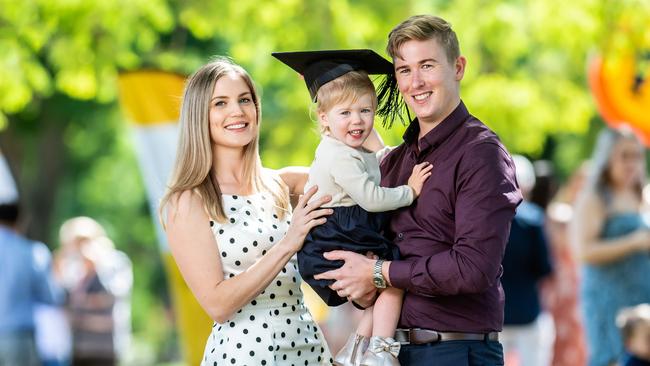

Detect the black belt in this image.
[395,328,499,345]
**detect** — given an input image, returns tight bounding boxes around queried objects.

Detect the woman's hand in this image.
[280,185,332,253]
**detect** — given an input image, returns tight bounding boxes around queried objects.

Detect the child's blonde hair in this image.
[316,71,377,134]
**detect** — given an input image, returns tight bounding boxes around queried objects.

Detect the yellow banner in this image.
[117,70,211,366]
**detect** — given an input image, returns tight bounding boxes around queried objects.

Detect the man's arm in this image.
[388,142,521,296]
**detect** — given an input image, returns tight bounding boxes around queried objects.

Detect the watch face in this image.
[373,260,386,288]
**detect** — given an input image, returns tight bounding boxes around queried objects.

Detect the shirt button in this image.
[397,233,404,240]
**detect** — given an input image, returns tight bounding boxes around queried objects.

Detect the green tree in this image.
[1,0,649,363]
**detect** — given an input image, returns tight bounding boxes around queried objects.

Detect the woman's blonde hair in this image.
[160,57,289,224]
[315,70,376,134]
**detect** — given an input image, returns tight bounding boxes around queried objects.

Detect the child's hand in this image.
[407,162,433,198]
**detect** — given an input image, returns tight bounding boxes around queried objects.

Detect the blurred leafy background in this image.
[1,0,648,364]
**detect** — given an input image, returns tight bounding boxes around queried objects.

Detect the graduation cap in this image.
[272,49,409,127]
[271,49,393,102]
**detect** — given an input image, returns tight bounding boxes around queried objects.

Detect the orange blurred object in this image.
[588,53,650,145]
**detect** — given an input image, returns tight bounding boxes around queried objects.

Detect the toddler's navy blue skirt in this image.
[297,205,397,306]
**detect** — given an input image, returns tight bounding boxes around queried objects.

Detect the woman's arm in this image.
[165,187,331,323]
[278,166,309,207]
[362,128,385,152]
[571,192,650,265]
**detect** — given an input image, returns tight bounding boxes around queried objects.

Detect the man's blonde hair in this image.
[316,71,376,134]
[386,15,460,64]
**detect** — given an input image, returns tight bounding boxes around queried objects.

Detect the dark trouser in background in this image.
[398,340,504,366]
[72,358,115,366]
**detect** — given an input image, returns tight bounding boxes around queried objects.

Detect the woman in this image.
[160,57,333,365]
[571,127,650,366]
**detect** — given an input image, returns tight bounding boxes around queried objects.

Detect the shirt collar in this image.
[402,100,468,153]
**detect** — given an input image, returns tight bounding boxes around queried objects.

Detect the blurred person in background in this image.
[501,155,555,366]
[616,303,650,366]
[541,163,589,366]
[571,127,650,366]
[55,217,133,366]
[0,155,64,366]
[529,160,559,210]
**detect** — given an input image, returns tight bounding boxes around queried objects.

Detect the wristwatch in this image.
[373,259,387,288]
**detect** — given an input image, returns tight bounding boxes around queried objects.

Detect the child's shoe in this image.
[333,333,370,366]
[359,336,401,366]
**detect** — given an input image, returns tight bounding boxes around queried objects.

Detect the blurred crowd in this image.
[493,126,650,366]
[1,155,133,366]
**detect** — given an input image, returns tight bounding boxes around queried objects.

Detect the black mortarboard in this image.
[271,49,393,102]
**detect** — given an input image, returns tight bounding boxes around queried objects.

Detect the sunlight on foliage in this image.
[2,1,649,364]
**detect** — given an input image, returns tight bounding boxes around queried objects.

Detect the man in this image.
[0,155,63,366]
[315,15,521,365]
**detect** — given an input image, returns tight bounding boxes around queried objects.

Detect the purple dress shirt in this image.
[380,101,522,333]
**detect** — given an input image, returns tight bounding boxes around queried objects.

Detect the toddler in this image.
[273,49,432,366]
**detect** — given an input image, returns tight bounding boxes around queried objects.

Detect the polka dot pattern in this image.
[202,193,331,365]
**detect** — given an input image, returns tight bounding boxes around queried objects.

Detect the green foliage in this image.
[4,0,647,157]
[1,0,649,364]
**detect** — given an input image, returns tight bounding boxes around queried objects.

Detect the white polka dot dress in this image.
[201,193,333,366]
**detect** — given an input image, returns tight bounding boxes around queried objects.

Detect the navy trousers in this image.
[298,205,395,306]
[398,340,504,366]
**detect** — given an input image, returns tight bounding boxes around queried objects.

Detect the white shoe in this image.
[359,336,401,366]
[333,334,370,366]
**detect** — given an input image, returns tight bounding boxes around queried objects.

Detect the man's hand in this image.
[314,250,378,305]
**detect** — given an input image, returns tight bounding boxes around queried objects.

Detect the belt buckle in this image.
[396,328,411,345]
[405,329,411,345]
